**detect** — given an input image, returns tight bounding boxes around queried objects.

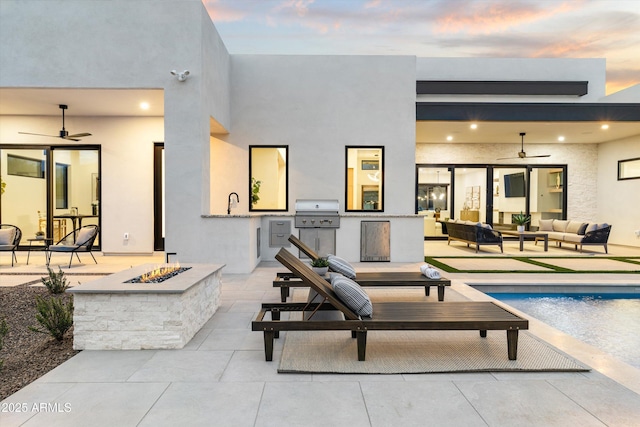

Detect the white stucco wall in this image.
[1,0,232,262]
[597,136,640,247]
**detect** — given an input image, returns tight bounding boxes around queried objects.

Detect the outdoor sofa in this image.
[535,219,611,253]
[274,234,451,302]
[446,220,504,253]
[253,248,529,362]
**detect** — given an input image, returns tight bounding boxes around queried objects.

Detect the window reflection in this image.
[346,147,384,211]
[249,146,288,211]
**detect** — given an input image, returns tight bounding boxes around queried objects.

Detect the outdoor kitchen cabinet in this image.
[298,228,335,259]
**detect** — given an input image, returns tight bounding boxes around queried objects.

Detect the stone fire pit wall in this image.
[67,263,224,350]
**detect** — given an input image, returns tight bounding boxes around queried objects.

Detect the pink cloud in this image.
[434,1,581,35]
[202,0,248,22]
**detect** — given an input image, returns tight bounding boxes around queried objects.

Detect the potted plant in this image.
[512,212,531,232]
[251,177,261,206]
[35,230,45,240]
[310,258,329,276]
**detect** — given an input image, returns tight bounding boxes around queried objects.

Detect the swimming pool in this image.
[487,293,640,369]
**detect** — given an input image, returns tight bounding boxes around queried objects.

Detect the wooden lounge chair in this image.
[274,234,451,302]
[253,248,528,362]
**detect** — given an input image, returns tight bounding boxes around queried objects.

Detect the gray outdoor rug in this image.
[278,329,590,374]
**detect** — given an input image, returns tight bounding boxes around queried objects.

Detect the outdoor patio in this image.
[1,242,639,426]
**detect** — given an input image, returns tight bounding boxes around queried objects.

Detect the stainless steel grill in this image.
[294,199,340,228]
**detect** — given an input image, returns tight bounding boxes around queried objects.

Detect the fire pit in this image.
[68,263,224,350]
[125,264,192,283]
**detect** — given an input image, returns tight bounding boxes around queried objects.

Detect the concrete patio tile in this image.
[138,382,264,427]
[20,382,168,427]
[402,372,496,382]
[127,350,234,382]
[362,381,486,427]
[549,378,640,426]
[180,326,214,350]
[37,350,157,383]
[456,380,607,426]
[256,382,370,427]
[198,329,266,351]
[227,299,263,312]
[221,350,311,382]
[203,311,255,330]
[0,383,75,426]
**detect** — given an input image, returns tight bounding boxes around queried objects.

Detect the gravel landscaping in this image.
[0,283,78,401]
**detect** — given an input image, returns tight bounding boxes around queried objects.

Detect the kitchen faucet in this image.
[227,192,239,215]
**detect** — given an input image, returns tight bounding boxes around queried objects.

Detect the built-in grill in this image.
[294,199,340,228]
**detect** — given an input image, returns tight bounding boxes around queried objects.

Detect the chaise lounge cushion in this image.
[327,254,357,279]
[331,276,373,317]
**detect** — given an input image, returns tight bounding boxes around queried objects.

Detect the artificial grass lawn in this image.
[424,256,640,274]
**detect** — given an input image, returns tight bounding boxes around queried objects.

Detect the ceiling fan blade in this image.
[527,154,551,158]
[18,131,58,138]
[67,132,92,138]
[61,136,82,141]
[496,156,519,160]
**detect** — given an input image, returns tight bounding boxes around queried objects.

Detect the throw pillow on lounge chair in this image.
[0,228,16,245]
[331,275,372,317]
[327,254,357,279]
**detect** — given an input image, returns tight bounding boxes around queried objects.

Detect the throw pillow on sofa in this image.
[566,221,586,234]
[552,220,570,232]
[538,219,554,231]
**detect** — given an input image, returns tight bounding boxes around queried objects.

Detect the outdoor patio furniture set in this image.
[0,223,99,267]
[253,234,529,363]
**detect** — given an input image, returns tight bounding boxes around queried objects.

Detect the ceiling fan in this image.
[497,132,550,160]
[19,104,92,141]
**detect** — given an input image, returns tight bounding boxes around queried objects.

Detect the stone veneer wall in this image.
[416,143,598,221]
[72,268,222,350]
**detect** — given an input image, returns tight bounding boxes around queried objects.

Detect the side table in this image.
[26,238,54,265]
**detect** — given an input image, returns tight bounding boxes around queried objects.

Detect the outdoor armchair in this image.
[0,224,22,266]
[48,224,99,268]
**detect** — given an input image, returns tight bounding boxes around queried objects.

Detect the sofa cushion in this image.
[566,221,586,234]
[538,219,554,231]
[598,223,610,230]
[585,223,598,233]
[0,228,15,245]
[331,276,372,317]
[563,234,583,243]
[327,254,356,279]
[481,223,492,230]
[552,220,569,232]
[547,232,567,241]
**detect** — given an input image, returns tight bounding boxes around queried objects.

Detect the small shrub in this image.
[29,296,74,341]
[41,267,70,294]
[0,319,8,370]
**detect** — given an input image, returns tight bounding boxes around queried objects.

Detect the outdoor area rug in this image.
[278,329,590,374]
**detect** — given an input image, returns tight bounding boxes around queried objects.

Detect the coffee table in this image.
[501,230,548,252]
[26,238,53,265]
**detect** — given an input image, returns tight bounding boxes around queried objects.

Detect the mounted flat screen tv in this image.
[504,172,525,197]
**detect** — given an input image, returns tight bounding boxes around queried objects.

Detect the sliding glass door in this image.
[0,145,100,247]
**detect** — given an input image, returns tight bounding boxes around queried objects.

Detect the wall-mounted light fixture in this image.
[170,70,190,82]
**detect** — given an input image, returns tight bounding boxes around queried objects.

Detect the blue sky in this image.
[203,0,640,94]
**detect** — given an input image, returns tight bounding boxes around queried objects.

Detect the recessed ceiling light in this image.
[446,136,453,141]
[470,123,478,130]
[601,124,609,130]
[558,136,565,142]
[140,102,150,110]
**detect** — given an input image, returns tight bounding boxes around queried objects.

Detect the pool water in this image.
[488,293,640,369]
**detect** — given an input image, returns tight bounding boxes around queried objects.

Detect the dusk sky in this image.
[203,0,639,94]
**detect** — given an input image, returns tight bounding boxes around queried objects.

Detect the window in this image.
[55,163,69,209]
[618,157,640,180]
[7,154,44,178]
[346,146,384,211]
[249,146,288,211]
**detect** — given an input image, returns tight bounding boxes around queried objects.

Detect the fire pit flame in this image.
[125,263,192,284]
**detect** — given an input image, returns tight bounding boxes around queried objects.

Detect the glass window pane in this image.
[249,146,288,211]
[619,158,640,180]
[346,147,384,211]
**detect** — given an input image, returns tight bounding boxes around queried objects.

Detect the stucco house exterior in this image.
[1,0,638,273]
